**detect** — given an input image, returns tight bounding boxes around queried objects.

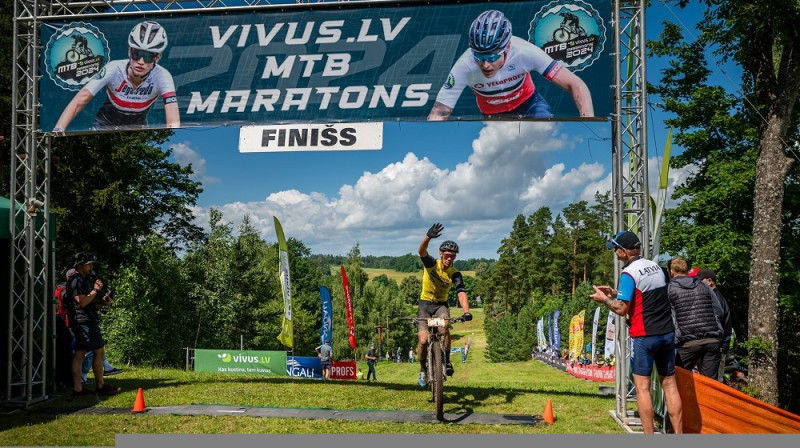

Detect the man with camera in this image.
[67,252,121,396]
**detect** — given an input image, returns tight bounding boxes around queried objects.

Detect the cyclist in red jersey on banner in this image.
[54,21,179,132]
[428,10,593,120]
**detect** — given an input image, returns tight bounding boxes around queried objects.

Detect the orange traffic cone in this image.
[543,398,555,424]
[131,387,146,413]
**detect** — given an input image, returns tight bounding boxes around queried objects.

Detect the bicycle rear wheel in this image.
[431,338,444,420]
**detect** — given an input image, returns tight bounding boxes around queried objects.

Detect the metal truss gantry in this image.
[5,0,341,408]
[611,0,652,432]
[8,1,650,421]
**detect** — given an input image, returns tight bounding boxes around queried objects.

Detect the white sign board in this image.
[239,123,383,152]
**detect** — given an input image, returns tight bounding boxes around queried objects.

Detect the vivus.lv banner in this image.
[194,349,287,376]
[39,0,612,133]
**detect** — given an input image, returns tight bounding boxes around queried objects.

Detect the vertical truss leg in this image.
[612,0,652,432]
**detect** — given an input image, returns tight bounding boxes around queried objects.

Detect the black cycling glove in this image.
[462,312,473,322]
[427,223,444,239]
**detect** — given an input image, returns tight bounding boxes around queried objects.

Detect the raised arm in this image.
[419,223,444,257]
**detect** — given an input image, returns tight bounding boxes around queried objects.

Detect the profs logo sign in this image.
[43,22,109,91]
[527,0,606,72]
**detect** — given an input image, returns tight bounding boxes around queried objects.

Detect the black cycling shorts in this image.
[417,300,450,332]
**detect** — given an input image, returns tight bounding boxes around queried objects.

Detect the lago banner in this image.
[39,0,612,133]
[194,349,286,376]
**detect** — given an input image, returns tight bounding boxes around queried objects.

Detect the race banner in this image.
[340,266,357,350]
[590,306,601,362]
[604,310,615,359]
[330,361,357,380]
[553,310,561,351]
[39,0,613,133]
[239,123,383,152]
[274,216,293,348]
[547,312,553,348]
[195,349,286,376]
[319,286,333,345]
[286,356,322,379]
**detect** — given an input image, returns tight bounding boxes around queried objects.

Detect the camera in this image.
[102,288,114,302]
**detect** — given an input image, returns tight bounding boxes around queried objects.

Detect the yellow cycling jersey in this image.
[420,259,460,303]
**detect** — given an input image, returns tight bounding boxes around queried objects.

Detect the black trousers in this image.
[676,340,722,378]
[367,361,376,380]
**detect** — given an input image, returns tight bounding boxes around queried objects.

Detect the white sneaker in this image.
[417,372,427,387]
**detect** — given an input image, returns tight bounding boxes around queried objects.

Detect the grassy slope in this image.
[0,309,620,445]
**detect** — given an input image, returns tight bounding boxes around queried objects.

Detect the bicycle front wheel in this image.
[431,339,444,420]
[553,28,569,43]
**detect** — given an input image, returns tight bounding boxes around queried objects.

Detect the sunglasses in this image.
[472,50,504,64]
[130,49,158,63]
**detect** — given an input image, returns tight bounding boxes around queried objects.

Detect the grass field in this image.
[0,309,621,445]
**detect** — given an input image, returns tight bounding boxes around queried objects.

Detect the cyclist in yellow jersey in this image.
[416,223,472,387]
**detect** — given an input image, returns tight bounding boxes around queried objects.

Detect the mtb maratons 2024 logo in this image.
[527,0,606,72]
[44,22,110,91]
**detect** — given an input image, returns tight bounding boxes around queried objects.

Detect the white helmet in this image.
[128,21,168,54]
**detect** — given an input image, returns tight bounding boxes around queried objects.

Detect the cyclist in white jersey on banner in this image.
[428,10,593,120]
[54,21,179,132]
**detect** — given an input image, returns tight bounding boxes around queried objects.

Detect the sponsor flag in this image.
[536,318,544,351]
[576,309,586,359]
[591,306,601,362]
[274,216,293,348]
[604,310,615,359]
[548,312,554,348]
[340,266,357,350]
[319,286,333,345]
[568,314,577,359]
[553,310,561,351]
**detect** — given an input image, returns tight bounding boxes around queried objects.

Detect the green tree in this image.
[50,131,203,276]
[102,235,194,366]
[651,0,800,405]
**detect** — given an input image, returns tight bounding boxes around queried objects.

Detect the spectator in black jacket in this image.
[696,268,732,381]
[667,257,724,378]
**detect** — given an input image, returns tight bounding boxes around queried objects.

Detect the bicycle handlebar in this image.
[398,316,467,325]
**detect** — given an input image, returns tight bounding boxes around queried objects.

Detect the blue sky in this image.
[164,1,715,259]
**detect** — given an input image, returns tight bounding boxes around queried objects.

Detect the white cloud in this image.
[171,142,221,185]
[189,123,694,259]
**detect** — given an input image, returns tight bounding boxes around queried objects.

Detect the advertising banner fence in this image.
[39,0,612,133]
[194,349,286,376]
[330,361,357,380]
[286,356,322,379]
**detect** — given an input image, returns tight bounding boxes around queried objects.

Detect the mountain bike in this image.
[552,24,586,43]
[403,315,465,421]
[66,44,94,62]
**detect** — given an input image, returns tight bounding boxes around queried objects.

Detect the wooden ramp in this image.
[675,366,800,433]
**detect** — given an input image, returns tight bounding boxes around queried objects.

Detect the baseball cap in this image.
[74,252,96,268]
[605,231,641,250]
[370,342,376,347]
[688,267,701,277]
[696,268,716,281]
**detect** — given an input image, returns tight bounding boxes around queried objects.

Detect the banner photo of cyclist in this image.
[38,0,612,133]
